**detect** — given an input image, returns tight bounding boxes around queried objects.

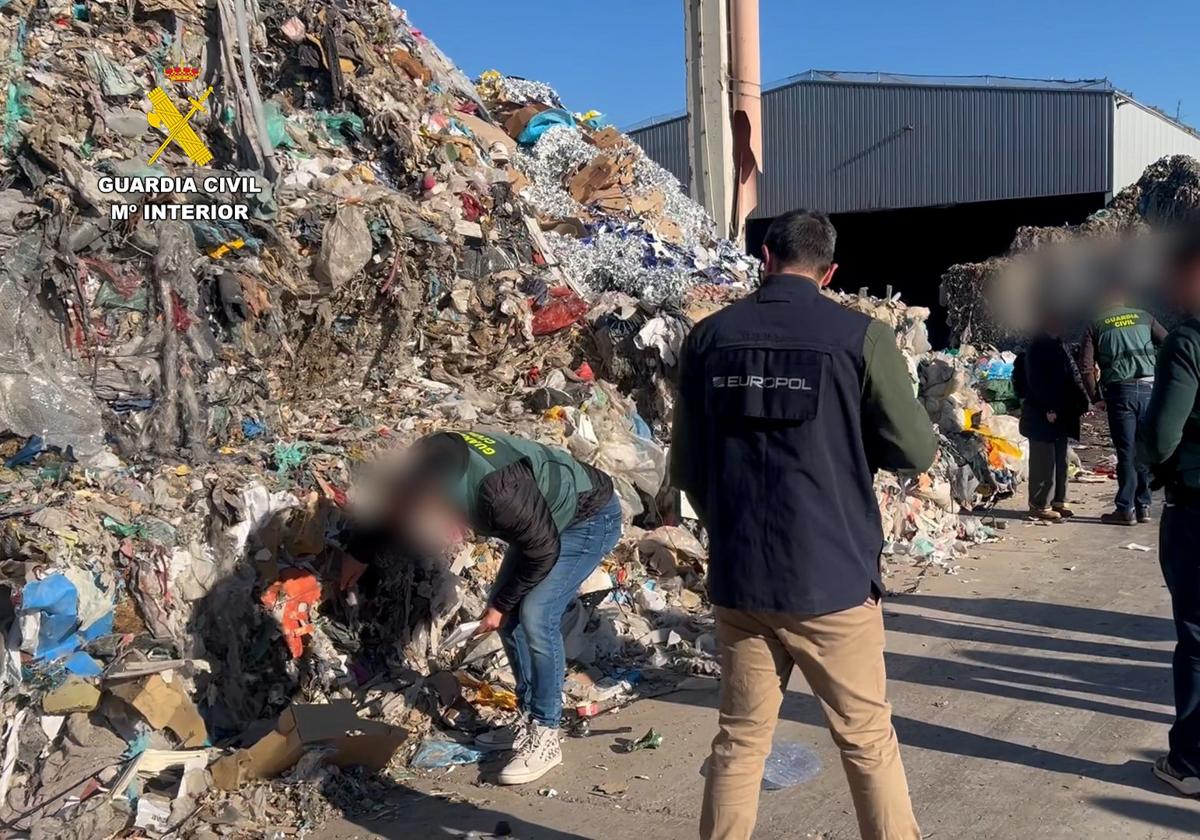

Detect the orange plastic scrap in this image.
[260,569,322,659]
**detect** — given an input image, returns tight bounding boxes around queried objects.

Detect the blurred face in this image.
[395,489,465,556]
[1170,256,1200,312]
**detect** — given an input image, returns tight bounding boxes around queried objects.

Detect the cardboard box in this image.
[211,702,407,791]
[109,674,207,748]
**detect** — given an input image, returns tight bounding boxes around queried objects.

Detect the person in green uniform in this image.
[1079,296,1167,524]
[1139,232,1200,797]
[380,430,621,785]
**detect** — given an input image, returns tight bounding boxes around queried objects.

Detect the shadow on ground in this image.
[1089,794,1200,834]
[319,770,591,839]
[658,594,1175,795]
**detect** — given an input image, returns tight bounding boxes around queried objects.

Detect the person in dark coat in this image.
[1019,320,1090,519]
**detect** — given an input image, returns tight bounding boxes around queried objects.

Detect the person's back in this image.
[672,209,934,840]
[681,280,890,614]
[1089,304,1160,386]
[1080,300,1167,524]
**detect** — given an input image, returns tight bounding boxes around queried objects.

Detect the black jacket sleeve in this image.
[477,460,561,613]
[1151,316,1169,345]
[1079,327,1099,403]
[669,331,708,519]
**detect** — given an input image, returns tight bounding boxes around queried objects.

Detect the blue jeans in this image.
[1105,381,1153,514]
[1161,496,1200,776]
[495,494,623,726]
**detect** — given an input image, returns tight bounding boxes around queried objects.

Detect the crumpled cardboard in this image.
[108,673,207,748]
[210,701,407,791]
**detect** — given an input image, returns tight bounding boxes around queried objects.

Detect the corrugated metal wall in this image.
[630,81,1114,216]
[629,115,690,190]
[1112,97,1200,194]
[758,82,1111,215]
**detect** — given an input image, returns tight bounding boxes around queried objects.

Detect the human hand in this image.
[1093,400,1106,413]
[1046,410,1057,423]
[476,607,504,636]
[339,553,368,592]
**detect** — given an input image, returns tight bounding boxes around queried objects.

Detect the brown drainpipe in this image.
[730,0,761,241]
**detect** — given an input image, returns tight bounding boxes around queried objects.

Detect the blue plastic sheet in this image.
[22,575,78,662]
[242,418,267,439]
[517,109,573,146]
[6,434,44,467]
[20,573,113,670]
[410,740,484,769]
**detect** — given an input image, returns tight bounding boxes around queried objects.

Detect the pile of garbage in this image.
[0,3,1021,837]
[829,292,1017,568]
[941,154,1200,347]
[0,1,758,834]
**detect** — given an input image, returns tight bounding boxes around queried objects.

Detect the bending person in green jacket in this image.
[382,430,622,786]
[1138,232,1200,797]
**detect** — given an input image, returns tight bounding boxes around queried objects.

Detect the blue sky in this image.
[402,0,1200,129]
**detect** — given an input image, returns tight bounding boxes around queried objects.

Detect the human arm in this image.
[1138,328,1200,470]
[669,332,708,519]
[477,461,561,613]
[861,319,937,474]
[1078,327,1100,404]
[1150,316,1169,345]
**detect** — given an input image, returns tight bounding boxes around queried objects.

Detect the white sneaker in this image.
[496,723,562,785]
[1154,756,1200,796]
[475,715,529,751]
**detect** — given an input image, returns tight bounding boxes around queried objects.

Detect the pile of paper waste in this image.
[0,2,1020,836]
[941,154,1200,347]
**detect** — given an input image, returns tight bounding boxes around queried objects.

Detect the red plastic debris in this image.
[531,290,589,336]
[526,366,541,385]
[574,361,595,382]
[460,192,483,222]
[170,292,194,332]
[261,570,322,659]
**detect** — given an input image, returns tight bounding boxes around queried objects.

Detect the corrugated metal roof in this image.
[771,70,1114,94]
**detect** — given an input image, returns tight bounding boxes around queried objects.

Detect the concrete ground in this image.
[321,480,1200,839]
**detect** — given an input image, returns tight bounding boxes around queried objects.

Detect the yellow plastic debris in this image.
[208,238,246,259]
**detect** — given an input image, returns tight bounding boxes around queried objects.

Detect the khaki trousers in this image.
[700,602,920,840]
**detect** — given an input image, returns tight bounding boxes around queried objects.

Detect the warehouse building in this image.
[629,71,1200,342]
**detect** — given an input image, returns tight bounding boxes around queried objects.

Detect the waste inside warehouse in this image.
[941,154,1200,349]
[0,0,1109,835]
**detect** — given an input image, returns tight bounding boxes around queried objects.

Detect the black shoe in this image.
[1137,508,1153,524]
[1100,510,1137,526]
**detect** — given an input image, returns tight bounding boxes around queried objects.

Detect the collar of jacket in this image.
[757,273,822,303]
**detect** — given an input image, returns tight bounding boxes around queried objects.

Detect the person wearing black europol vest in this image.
[1016,317,1090,521]
[672,210,936,840]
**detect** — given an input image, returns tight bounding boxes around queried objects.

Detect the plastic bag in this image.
[762,741,822,790]
[314,206,371,290]
[0,267,107,462]
[517,108,574,145]
[531,291,589,336]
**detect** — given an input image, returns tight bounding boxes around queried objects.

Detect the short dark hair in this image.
[763,209,836,272]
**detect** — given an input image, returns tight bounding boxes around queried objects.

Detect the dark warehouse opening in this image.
[747,191,1108,347]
